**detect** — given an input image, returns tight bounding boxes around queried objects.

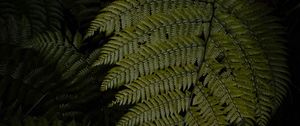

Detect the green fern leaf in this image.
[90,0,289,125]
[100,36,204,91]
[93,6,212,65]
[117,90,190,126]
[86,0,212,38]
[114,65,198,105]
[141,113,184,126]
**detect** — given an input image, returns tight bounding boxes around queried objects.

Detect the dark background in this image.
[266,0,300,125]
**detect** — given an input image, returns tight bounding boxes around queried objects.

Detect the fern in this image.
[86,0,212,38]
[186,82,228,126]
[9,116,88,126]
[100,35,204,91]
[62,0,111,33]
[141,113,184,126]
[0,0,292,125]
[0,33,100,125]
[117,90,190,126]
[90,0,290,125]
[24,31,92,79]
[0,0,122,125]
[114,65,198,105]
[0,0,64,44]
[93,7,211,65]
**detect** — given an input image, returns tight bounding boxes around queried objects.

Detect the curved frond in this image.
[217,0,290,109]
[0,33,101,124]
[114,65,198,105]
[195,1,289,125]
[93,6,212,65]
[86,0,212,38]
[88,0,289,125]
[101,36,205,91]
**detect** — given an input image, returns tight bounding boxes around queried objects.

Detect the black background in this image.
[267,0,300,125]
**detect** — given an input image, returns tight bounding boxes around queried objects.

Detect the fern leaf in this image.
[117,90,190,126]
[216,0,289,94]
[92,0,289,125]
[228,2,290,110]
[185,82,228,126]
[114,65,198,105]
[141,113,184,126]
[200,61,254,124]
[206,1,289,124]
[86,0,212,38]
[100,36,204,91]
[93,6,212,65]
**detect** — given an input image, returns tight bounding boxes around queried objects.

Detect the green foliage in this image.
[117,90,190,126]
[90,0,290,126]
[86,0,212,37]
[92,6,211,65]
[100,35,204,91]
[0,37,101,125]
[62,0,113,33]
[0,0,111,125]
[0,0,292,125]
[113,65,198,105]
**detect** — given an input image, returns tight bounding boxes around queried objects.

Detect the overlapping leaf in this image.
[90,0,289,125]
[100,35,205,91]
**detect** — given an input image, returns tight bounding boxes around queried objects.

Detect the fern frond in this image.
[117,90,190,126]
[62,0,110,32]
[141,113,184,126]
[0,2,17,17]
[44,0,64,30]
[93,6,212,65]
[204,1,289,125]
[90,0,289,125]
[214,1,289,114]
[26,31,72,64]
[0,47,56,122]
[185,82,228,126]
[114,65,198,105]
[24,32,102,97]
[191,3,287,124]
[0,0,64,46]
[86,0,212,38]
[21,116,88,126]
[229,2,289,110]
[101,36,204,91]
[0,33,102,124]
[199,60,254,124]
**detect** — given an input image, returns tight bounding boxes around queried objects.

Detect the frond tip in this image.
[92,6,212,65]
[86,0,212,38]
